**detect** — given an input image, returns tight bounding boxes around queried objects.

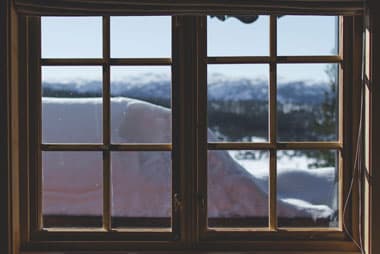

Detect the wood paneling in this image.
[0,0,11,253]
[14,0,365,16]
[368,2,380,254]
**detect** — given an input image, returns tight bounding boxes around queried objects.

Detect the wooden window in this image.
[198,16,343,238]
[20,14,363,253]
[28,16,181,243]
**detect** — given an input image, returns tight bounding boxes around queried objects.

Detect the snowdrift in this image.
[42,97,336,221]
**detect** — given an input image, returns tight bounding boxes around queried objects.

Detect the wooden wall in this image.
[0,1,379,254]
[0,0,11,253]
[368,1,380,254]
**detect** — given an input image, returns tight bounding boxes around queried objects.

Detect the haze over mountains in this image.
[42,73,333,105]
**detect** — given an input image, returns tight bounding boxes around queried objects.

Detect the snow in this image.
[281,198,334,221]
[42,97,337,220]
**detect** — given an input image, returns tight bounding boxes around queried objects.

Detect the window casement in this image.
[18,13,364,253]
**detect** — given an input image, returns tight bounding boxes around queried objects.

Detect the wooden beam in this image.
[110,58,172,66]
[208,142,342,150]
[207,56,271,64]
[276,55,342,63]
[269,15,278,231]
[207,56,342,65]
[368,2,380,254]
[41,58,104,65]
[208,142,273,150]
[41,144,172,151]
[103,16,111,232]
[0,0,11,253]
[41,58,172,66]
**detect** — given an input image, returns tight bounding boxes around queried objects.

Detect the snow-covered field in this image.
[42,97,337,222]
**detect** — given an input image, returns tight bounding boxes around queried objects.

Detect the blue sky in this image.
[41,15,338,83]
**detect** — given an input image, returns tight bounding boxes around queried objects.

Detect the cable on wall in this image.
[342,12,368,254]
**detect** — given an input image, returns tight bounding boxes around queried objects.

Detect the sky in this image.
[41,15,338,84]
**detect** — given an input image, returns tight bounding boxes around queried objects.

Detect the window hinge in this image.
[174,193,182,212]
[196,120,205,130]
[364,167,373,185]
[363,75,371,90]
[174,17,182,28]
[197,193,206,209]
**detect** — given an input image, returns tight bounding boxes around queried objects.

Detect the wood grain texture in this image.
[368,2,380,254]
[14,12,368,254]
[0,0,11,253]
[13,0,365,16]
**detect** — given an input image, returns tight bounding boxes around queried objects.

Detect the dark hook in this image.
[210,15,259,24]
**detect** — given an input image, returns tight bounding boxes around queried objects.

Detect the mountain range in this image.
[43,74,334,105]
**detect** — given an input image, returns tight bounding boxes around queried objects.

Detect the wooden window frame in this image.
[17,14,364,253]
[198,15,343,237]
[24,15,184,247]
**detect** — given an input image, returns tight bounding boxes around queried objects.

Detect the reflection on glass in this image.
[111,16,171,58]
[208,150,269,228]
[278,16,338,56]
[111,152,172,228]
[277,64,338,142]
[42,152,103,228]
[42,17,102,58]
[42,66,103,143]
[110,66,171,143]
[277,150,338,228]
[207,15,269,56]
[208,64,269,142]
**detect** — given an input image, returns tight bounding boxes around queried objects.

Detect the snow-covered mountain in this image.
[43,73,333,105]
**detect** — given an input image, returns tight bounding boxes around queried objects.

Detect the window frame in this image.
[26,15,184,244]
[194,15,362,250]
[198,15,343,238]
[18,14,364,253]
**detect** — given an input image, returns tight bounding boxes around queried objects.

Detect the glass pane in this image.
[278,16,338,56]
[277,64,338,141]
[42,66,103,143]
[42,152,103,228]
[111,16,171,58]
[42,17,102,58]
[208,64,269,142]
[111,66,171,143]
[208,150,269,228]
[277,150,339,228]
[208,15,269,56]
[111,151,172,228]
